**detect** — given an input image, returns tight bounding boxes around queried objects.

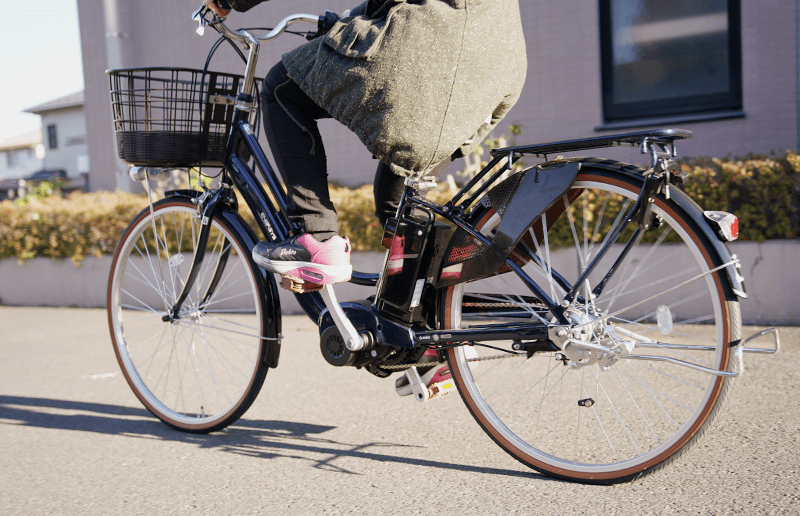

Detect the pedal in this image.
[402,367,457,402]
[427,377,457,401]
[279,275,323,293]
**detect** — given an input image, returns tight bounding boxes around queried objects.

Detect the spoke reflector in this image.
[656,305,673,335]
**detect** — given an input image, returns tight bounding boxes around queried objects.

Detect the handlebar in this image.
[192,6,322,45]
[190,5,324,101]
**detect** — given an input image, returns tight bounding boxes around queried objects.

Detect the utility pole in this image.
[102,0,130,192]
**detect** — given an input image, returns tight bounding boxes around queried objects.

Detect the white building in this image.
[0,129,43,181]
[24,91,89,191]
[0,129,44,200]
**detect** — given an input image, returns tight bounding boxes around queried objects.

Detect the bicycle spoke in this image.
[626,360,679,430]
[565,194,588,271]
[110,202,265,431]
[611,366,661,444]
[121,289,165,316]
[499,358,556,418]
[445,171,736,480]
[613,366,700,410]
[202,313,261,335]
[573,368,618,462]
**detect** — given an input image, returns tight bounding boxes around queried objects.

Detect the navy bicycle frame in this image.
[175,96,696,346]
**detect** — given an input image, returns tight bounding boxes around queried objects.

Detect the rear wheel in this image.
[442,166,741,483]
[108,198,272,433]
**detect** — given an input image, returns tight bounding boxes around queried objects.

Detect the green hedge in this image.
[679,153,800,241]
[1,151,798,264]
[0,190,147,265]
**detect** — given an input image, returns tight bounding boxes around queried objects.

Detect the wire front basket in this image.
[108,67,246,168]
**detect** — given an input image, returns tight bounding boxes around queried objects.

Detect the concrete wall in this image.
[1,241,797,325]
[78,0,800,192]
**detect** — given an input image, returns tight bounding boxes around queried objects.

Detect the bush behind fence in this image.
[1,152,798,264]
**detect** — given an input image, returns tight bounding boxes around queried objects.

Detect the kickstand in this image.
[405,366,430,402]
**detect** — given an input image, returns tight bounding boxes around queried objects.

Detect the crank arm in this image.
[319,285,370,351]
[404,366,430,402]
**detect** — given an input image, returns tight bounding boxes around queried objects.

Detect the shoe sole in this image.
[252,254,352,284]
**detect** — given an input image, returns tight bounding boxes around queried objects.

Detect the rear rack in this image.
[490,128,692,159]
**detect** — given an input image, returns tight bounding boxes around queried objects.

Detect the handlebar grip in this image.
[306,10,340,40]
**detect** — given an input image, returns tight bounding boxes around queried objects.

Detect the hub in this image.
[549,309,635,371]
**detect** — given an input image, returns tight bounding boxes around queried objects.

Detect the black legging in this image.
[260,61,404,241]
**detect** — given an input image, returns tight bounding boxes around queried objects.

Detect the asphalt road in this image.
[0,306,797,515]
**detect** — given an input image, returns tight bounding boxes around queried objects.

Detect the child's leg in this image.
[261,61,339,241]
[373,161,405,226]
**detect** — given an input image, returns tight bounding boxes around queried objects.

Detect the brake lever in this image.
[192,6,209,35]
[192,5,226,36]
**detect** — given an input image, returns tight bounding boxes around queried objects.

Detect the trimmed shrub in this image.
[1,151,797,264]
[0,190,147,265]
[679,153,800,241]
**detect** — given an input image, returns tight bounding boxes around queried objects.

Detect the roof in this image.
[24,90,84,114]
[0,129,42,151]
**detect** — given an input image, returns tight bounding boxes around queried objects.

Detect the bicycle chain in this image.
[378,352,523,371]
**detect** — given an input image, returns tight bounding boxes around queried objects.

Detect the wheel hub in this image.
[550,309,635,371]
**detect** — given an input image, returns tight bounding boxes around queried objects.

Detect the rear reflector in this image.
[704,211,739,241]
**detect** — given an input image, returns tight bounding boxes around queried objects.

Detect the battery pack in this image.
[375,209,451,325]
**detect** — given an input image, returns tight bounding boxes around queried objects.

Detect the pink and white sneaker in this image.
[252,234,352,285]
[395,346,478,400]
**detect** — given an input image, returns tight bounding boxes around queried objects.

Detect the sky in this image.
[0,0,83,143]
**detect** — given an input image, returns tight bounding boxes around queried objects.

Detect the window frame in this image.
[47,124,58,150]
[599,0,743,123]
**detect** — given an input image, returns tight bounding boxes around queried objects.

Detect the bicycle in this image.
[105,6,780,484]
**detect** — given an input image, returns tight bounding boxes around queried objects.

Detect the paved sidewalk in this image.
[0,307,797,515]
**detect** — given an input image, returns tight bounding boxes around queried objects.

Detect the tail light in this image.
[704,211,739,241]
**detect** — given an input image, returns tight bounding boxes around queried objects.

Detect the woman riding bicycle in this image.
[206,0,527,288]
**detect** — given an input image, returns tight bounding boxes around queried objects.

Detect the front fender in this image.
[219,208,285,366]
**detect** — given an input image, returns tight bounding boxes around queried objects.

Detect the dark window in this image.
[599,0,742,122]
[47,124,58,150]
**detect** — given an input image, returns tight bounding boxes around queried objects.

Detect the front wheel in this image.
[107,197,274,433]
[441,165,741,483]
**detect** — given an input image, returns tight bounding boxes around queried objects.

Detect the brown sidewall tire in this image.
[441,169,739,484]
[107,198,271,434]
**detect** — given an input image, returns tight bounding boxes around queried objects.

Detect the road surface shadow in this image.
[0,395,548,480]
